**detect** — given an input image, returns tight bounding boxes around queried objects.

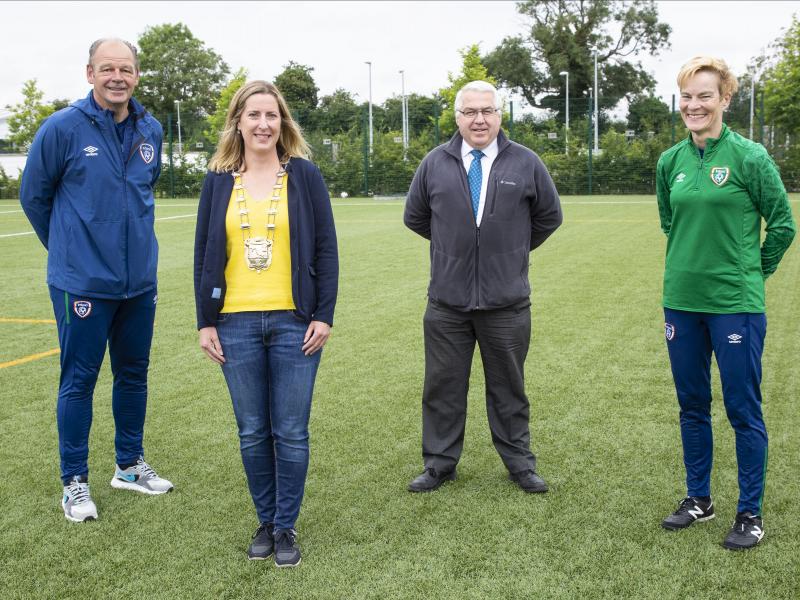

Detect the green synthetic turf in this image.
[1,196,798,599]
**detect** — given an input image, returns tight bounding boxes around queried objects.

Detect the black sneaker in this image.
[273,529,301,567]
[723,512,764,550]
[247,522,274,560]
[661,496,715,530]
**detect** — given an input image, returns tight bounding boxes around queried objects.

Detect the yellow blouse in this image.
[220,174,295,313]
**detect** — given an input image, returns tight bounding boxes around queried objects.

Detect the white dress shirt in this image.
[461,138,498,226]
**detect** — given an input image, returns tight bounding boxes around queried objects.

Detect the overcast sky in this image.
[1,1,798,113]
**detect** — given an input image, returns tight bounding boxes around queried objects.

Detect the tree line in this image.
[3,1,799,196]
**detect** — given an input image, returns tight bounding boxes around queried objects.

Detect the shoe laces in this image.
[134,458,158,479]
[66,479,92,505]
[673,497,697,515]
[733,512,758,531]
[252,523,273,540]
[274,529,296,548]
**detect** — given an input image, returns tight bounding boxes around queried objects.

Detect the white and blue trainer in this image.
[110,457,174,495]
[62,477,98,523]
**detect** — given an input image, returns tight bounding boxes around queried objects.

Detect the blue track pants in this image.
[50,286,157,484]
[664,308,768,515]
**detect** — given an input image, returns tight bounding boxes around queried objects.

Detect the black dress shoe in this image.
[408,467,456,492]
[509,470,549,493]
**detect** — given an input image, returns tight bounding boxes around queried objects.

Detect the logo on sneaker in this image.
[83,145,99,157]
[727,333,743,344]
[688,505,706,519]
[751,526,764,539]
[139,143,155,164]
[73,300,92,318]
[665,322,676,341]
[117,472,138,482]
[675,172,686,183]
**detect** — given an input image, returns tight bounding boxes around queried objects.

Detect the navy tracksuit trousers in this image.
[664,308,768,515]
[50,286,156,485]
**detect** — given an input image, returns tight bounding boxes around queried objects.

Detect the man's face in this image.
[456,90,500,149]
[86,40,139,111]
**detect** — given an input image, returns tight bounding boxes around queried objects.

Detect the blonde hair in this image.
[208,80,311,172]
[677,56,739,97]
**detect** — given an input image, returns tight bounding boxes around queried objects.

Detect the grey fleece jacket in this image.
[404,130,562,311]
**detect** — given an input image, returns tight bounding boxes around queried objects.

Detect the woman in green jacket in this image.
[656,56,795,550]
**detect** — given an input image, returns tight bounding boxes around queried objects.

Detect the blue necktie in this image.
[467,149,484,218]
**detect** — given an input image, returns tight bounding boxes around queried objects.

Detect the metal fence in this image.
[1,93,796,200]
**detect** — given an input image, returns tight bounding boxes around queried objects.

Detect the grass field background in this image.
[0,194,798,599]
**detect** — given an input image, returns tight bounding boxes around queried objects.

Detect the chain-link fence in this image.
[1,92,797,200]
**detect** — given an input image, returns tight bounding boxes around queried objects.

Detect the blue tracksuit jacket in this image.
[20,92,163,299]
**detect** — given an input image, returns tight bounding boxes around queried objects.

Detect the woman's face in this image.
[237,93,282,157]
[679,70,730,143]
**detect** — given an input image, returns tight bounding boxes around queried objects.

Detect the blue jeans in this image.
[50,286,156,484]
[664,308,768,514]
[216,311,321,531]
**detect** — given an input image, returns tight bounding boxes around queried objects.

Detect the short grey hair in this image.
[455,81,502,114]
[88,38,140,70]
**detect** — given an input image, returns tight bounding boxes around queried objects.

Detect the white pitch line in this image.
[0,231,35,239]
[0,209,24,214]
[1,213,197,239]
[155,213,196,221]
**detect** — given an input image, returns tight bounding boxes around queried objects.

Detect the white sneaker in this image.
[110,457,174,495]
[62,477,98,523]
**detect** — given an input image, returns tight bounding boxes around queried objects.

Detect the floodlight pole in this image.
[365,61,373,154]
[400,69,408,159]
[593,50,599,152]
[749,71,756,140]
[559,70,569,154]
[174,99,183,154]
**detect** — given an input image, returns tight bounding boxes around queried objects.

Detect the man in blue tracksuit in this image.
[20,38,173,523]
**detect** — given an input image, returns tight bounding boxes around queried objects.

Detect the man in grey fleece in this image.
[403,80,563,493]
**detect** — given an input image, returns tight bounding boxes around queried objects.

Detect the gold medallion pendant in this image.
[233,163,287,274]
[244,237,273,272]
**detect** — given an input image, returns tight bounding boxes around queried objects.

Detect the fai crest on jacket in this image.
[710,166,730,186]
[139,143,155,164]
[73,300,92,318]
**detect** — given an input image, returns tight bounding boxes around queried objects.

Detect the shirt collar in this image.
[461,137,499,160]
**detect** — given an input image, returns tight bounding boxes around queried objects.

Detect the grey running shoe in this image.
[62,477,98,523]
[247,523,274,560]
[110,457,174,495]
[662,496,715,530]
[723,512,764,550]
[274,529,301,568]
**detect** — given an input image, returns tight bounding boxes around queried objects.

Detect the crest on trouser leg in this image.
[73,300,92,318]
[665,322,675,341]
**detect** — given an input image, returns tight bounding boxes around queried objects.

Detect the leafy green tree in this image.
[204,67,248,147]
[274,62,319,129]
[764,15,800,133]
[484,0,671,120]
[136,23,230,122]
[316,88,360,134]
[5,79,55,151]
[382,94,440,136]
[438,45,497,137]
[626,95,671,134]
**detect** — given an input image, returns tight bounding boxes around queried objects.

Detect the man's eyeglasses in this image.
[457,108,499,119]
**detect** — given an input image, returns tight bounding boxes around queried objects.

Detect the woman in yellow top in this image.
[194,80,338,567]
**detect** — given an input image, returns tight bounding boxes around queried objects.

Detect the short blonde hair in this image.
[208,80,311,173]
[677,56,739,97]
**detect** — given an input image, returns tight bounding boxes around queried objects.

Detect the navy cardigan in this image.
[194,158,339,329]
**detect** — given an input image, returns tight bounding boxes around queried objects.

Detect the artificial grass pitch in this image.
[0,195,798,599]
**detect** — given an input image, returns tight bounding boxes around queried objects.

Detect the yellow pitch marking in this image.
[0,348,60,369]
[0,317,57,324]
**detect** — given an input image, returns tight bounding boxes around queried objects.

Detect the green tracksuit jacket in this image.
[656,124,796,313]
